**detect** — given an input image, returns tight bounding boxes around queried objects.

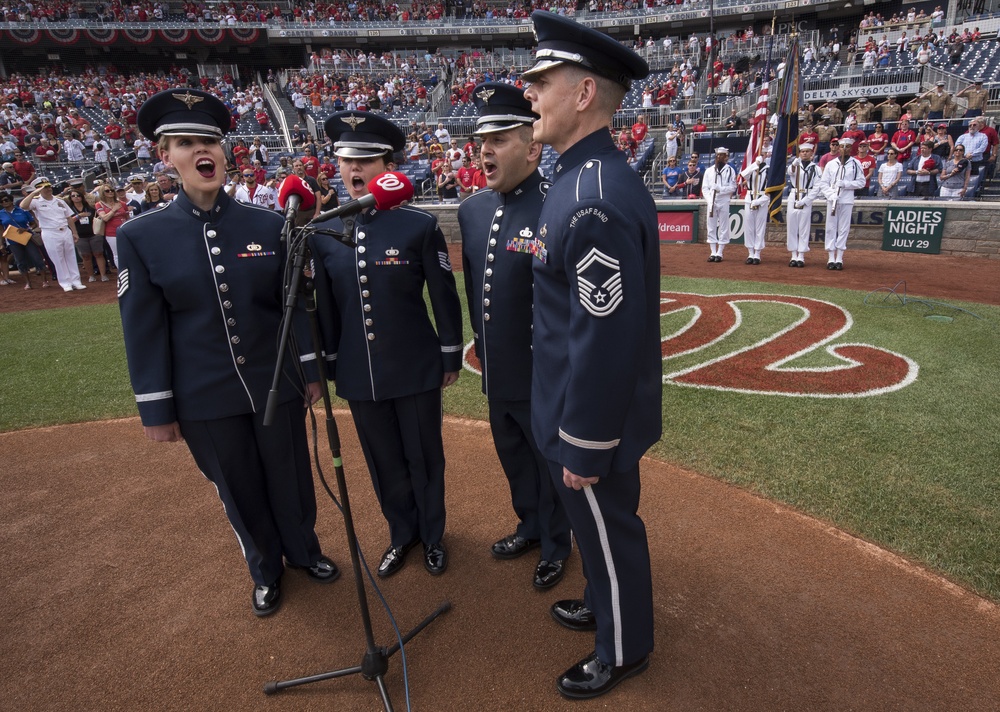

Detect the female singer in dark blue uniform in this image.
[310,112,464,579]
[116,89,339,618]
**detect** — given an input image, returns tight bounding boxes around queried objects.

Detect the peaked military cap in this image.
[137,88,231,141]
[522,11,649,90]
[472,83,538,136]
[324,111,406,159]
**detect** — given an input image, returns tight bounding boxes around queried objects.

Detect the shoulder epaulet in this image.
[574,159,604,201]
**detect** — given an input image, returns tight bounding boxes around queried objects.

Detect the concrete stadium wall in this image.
[426,199,1000,259]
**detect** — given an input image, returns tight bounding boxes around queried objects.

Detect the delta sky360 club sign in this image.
[464,292,919,398]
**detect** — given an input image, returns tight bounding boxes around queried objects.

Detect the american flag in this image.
[738,83,770,196]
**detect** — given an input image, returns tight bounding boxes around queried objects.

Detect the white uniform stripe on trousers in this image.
[583,486,623,666]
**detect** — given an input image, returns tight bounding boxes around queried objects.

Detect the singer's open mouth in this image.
[352,177,365,190]
[196,158,216,178]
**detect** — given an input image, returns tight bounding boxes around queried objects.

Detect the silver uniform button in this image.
[365,318,373,326]
[495,208,503,217]
[358,246,366,254]
[211,247,221,255]
[360,275,368,283]
[236,356,246,364]
[485,268,493,277]
[483,298,490,306]
[492,224,500,232]
[489,238,497,246]
[367,333,375,341]
[363,304,371,312]
[231,336,240,344]
[207,229,217,238]
[223,300,233,309]
[359,260,366,268]
[362,290,370,297]
[357,232,366,240]
[227,318,236,326]
[484,283,491,292]
[487,253,494,262]
[215,265,225,274]
[484,313,490,321]
[219,283,229,292]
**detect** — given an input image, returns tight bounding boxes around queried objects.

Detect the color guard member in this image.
[739,155,769,264]
[703,146,737,262]
[819,136,867,269]
[786,143,821,267]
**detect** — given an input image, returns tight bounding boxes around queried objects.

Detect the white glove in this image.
[793,202,804,210]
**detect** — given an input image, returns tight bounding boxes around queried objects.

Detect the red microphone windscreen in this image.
[277,174,317,210]
[366,172,414,210]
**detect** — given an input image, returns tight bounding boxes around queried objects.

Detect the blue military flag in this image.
[767,38,801,222]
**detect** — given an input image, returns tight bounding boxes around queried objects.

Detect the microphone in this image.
[311,171,414,224]
[277,174,317,223]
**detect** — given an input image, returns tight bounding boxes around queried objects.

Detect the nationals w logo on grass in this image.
[462,291,919,398]
[658,292,918,398]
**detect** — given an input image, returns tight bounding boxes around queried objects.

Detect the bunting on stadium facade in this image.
[0,27,266,47]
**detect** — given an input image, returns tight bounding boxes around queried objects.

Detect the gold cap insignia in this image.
[342,114,366,130]
[173,91,205,110]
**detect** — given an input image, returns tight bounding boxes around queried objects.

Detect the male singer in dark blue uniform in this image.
[310,112,464,578]
[523,11,663,699]
[117,89,339,618]
[458,83,571,590]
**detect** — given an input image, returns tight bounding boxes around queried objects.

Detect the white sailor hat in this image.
[838,137,854,146]
[715,146,730,155]
[799,143,816,151]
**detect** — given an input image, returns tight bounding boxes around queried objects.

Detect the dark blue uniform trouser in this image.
[489,399,571,562]
[180,399,322,587]
[349,388,446,549]
[548,460,654,668]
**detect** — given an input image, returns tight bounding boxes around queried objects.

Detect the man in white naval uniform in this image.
[818,136,867,270]
[785,143,822,268]
[703,146,737,262]
[739,155,769,264]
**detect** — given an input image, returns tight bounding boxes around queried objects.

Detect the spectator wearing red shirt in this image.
[105,120,124,150]
[855,141,877,195]
[318,156,337,180]
[891,117,918,161]
[799,125,819,150]
[631,115,649,143]
[866,123,889,155]
[300,148,319,178]
[462,138,478,159]
[840,120,867,156]
[818,139,840,170]
[36,139,60,162]
[12,153,35,183]
[456,156,475,200]
[255,109,269,129]
[979,122,999,179]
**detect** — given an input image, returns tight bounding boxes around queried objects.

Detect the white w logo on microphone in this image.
[376,173,405,191]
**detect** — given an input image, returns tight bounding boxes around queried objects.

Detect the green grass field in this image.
[2,274,998,600]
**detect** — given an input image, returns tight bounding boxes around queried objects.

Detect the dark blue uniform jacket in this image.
[459,171,548,401]
[530,129,663,477]
[117,190,315,426]
[310,205,463,402]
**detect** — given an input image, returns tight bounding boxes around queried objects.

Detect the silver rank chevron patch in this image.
[438,251,452,272]
[575,248,622,317]
[117,268,130,298]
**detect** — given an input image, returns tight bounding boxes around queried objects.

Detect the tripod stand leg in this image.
[385,600,452,657]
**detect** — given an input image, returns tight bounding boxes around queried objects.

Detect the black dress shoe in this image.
[789,259,797,268]
[533,559,565,590]
[550,599,597,631]
[797,261,805,268]
[377,541,417,579]
[745,257,754,265]
[835,262,844,270]
[251,581,282,617]
[827,262,836,270]
[424,542,447,575]
[287,555,340,584]
[556,651,650,700]
[753,258,761,265]
[491,533,540,560]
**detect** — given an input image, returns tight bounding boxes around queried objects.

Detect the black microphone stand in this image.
[263,219,450,710]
